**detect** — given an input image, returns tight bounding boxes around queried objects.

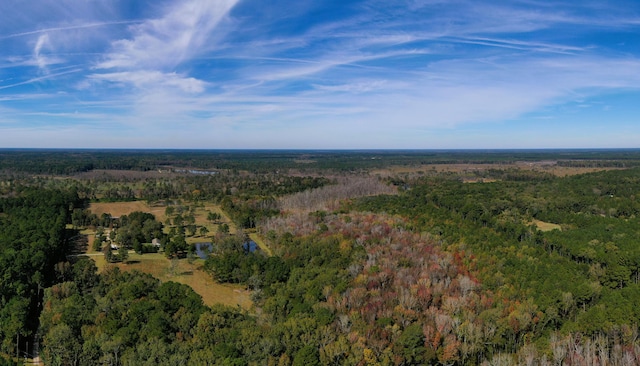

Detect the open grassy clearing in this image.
[531,219,562,232]
[89,200,240,239]
[82,202,256,309]
[89,201,166,220]
[98,253,251,309]
[83,247,251,309]
[183,203,238,244]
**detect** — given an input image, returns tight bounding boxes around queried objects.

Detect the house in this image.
[152,238,161,248]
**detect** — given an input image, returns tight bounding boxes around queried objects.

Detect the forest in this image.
[2,149,640,365]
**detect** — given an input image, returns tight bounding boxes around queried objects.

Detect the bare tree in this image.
[279,176,396,212]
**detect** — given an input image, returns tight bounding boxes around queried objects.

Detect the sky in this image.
[1,0,640,149]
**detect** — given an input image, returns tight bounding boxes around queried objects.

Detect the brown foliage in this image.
[278,176,396,213]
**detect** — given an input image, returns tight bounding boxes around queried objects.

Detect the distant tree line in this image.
[4,149,640,175]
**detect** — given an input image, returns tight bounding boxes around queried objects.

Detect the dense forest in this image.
[2,149,640,365]
[0,188,82,363]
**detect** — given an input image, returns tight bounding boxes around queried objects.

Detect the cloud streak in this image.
[97,0,238,70]
[89,71,206,93]
[0,68,82,90]
[0,20,141,40]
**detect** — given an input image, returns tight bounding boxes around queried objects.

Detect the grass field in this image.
[83,201,254,309]
[89,201,167,221]
[89,201,239,240]
[90,252,252,309]
[83,243,252,309]
[531,219,562,232]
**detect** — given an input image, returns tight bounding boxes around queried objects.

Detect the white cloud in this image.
[90,71,206,93]
[97,0,238,70]
[32,33,61,71]
[312,80,389,93]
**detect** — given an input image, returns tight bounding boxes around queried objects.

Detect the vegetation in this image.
[0,187,81,358]
[2,149,640,364]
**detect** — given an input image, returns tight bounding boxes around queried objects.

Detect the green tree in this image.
[207,212,221,223]
[119,246,129,263]
[72,258,99,294]
[42,323,81,366]
[293,345,320,366]
[94,233,104,251]
[395,323,428,365]
[105,245,114,263]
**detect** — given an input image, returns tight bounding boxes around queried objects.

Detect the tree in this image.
[42,323,81,366]
[604,265,631,289]
[105,246,114,263]
[395,323,428,365]
[187,224,197,237]
[165,235,187,258]
[207,212,221,223]
[293,345,320,366]
[133,238,143,254]
[94,233,104,251]
[199,226,210,237]
[218,224,230,235]
[119,245,129,263]
[72,258,99,294]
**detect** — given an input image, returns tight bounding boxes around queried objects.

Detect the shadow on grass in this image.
[124,260,141,265]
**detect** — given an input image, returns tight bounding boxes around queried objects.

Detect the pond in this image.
[243,241,258,253]
[194,241,258,259]
[195,242,213,259]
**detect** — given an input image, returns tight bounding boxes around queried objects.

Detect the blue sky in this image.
[1,0,639,149]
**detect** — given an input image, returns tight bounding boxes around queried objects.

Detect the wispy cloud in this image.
[89,71,206,93]
[97,0,238,70]
[83,0,240,122]
[0,21,141,40]
[0,68,82,90]
[32,34,60,71]
[445,36,587,55]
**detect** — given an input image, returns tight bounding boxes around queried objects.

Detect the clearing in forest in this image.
[89,201,167,221]
[89,252,252,309]
[89,201,240,239]
[83,237,252,310]
[531,219,562,232]
[83,201,255,309]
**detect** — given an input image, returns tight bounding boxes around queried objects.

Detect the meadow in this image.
[85,201,253,309]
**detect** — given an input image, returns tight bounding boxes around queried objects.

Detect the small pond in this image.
[243,241,258,253]
[194,241,258,259]
[195,242,213,259]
